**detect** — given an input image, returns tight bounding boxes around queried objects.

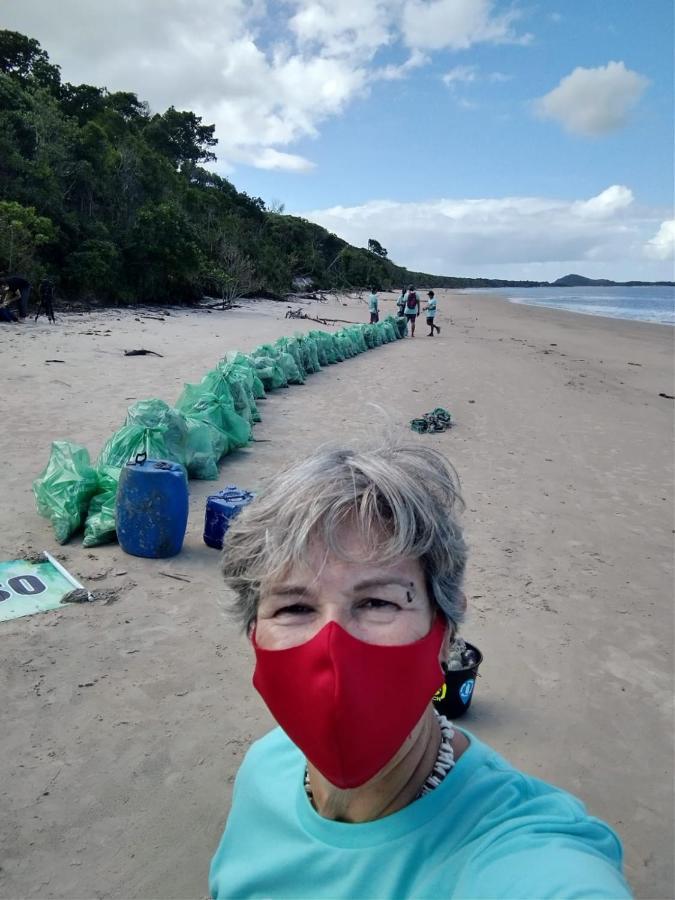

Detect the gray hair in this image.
[221,442,467,632]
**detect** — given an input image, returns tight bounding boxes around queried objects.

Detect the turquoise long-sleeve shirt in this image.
[210,727,630,899]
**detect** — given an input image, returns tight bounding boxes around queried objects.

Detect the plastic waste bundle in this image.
[34,325,403,548]
[83,464,120,547]
[33,442,99,543]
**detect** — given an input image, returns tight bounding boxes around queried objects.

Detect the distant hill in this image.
[552,274,674,288]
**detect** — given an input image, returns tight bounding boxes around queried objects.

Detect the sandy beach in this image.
[0,290,673,899]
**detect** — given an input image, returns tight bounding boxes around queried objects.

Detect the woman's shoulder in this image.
[236,727,304,786]
[456,729,597,819]
[446,731,630,897]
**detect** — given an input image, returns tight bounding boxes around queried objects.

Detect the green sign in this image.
[0,559,76,622]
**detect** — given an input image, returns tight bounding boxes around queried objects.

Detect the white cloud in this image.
[442,65,477,85]
[2,0,534,172]
[572,185,634,218]
[402,0,529,50]
[374,49,429,81]
[534,61,649,136]
[644,221,675,261]
[487,71,511,82]
[302,186,673,280]
[287,0,393,57]
[249,148,317,172]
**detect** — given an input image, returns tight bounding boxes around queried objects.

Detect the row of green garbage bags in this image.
[33,316,407,548]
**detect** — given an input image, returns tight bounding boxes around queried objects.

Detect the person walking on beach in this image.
[404,285,420,336]
[424,290,441,336]
[368,287,379,324]
[0,274,31,321]
[396,287,407,318]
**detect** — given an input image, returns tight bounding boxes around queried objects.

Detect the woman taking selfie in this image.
[210,443,629,899]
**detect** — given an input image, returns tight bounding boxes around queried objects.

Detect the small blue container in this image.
[116,454,189,559]
[204,485,254,550]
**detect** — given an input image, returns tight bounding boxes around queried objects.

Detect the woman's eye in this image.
[359,598,398,611]
[273,603,313,617]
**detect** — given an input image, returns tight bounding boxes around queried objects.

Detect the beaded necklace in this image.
[303,711,455,802]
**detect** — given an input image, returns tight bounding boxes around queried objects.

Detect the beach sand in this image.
[0,291,672,899]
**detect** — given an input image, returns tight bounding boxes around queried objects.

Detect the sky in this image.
[3,0,674,281]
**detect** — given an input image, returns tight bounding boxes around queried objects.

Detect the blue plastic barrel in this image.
[204,485,254,550]
[116,454,189,558]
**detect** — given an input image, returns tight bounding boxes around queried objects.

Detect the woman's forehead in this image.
[263,547,425,596]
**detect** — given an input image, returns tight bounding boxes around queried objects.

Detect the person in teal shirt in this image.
[424,289,440,336]
[368,287,379,323]
[210,444,631,900]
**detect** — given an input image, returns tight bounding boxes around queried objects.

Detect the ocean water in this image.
[463,285,675,325]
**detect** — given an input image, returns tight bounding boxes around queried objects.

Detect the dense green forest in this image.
[0,30,545,304]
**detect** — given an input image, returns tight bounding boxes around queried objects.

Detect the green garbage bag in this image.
[275,337,307,381]
[217,367,257,424]
[393,315,408,338]
[345,325,368,353]
[331,333,346,362]
[176,384,232,459]
[311,331,339,364]
[363,325,376,349]
[200,369,253,446]
[183,416,219,479]
[381,320,398,343]
[126,400,190,461]
[83,465,121,547]
[385,315,404,340]
[250,352,288,391]
[33,441,99,543]
[98,400,188,470]
[364,324,384,349]
[217,360,261,424]
[260,341,303,385]
[309,331,330,366]
[336,332,355,359]
[225,352,266,400]
[295,334,321,374]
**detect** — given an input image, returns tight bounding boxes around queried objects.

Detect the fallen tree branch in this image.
[284,307,361,326]
[158,571,191,582]
[198,301,241,311]
[124,349,164,357]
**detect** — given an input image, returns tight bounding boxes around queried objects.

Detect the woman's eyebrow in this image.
[351,577,414,592]
[267,585,316,599]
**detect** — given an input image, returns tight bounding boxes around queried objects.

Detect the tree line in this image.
[0,30,546,305]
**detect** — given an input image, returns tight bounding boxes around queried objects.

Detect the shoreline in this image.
[0,291,672,899]
[456,285,675,328]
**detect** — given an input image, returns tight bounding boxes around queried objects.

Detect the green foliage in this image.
[0,29,523,303]
[368,238,387,258]
[0,199,56,277]
[0,30,61,91]
[64,239,119,297]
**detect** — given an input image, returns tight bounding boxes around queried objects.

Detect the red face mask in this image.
[252,617,446,789]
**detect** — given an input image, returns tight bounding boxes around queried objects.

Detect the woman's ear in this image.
[457,590,467,617]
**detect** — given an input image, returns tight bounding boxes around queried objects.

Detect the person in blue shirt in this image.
[424,289,440,336]
[210,443,631,900]
[368,287,379,323]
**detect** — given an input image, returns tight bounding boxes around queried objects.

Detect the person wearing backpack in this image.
[404,285,420,336]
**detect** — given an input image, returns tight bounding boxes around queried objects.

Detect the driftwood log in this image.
[285,306,361,326]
